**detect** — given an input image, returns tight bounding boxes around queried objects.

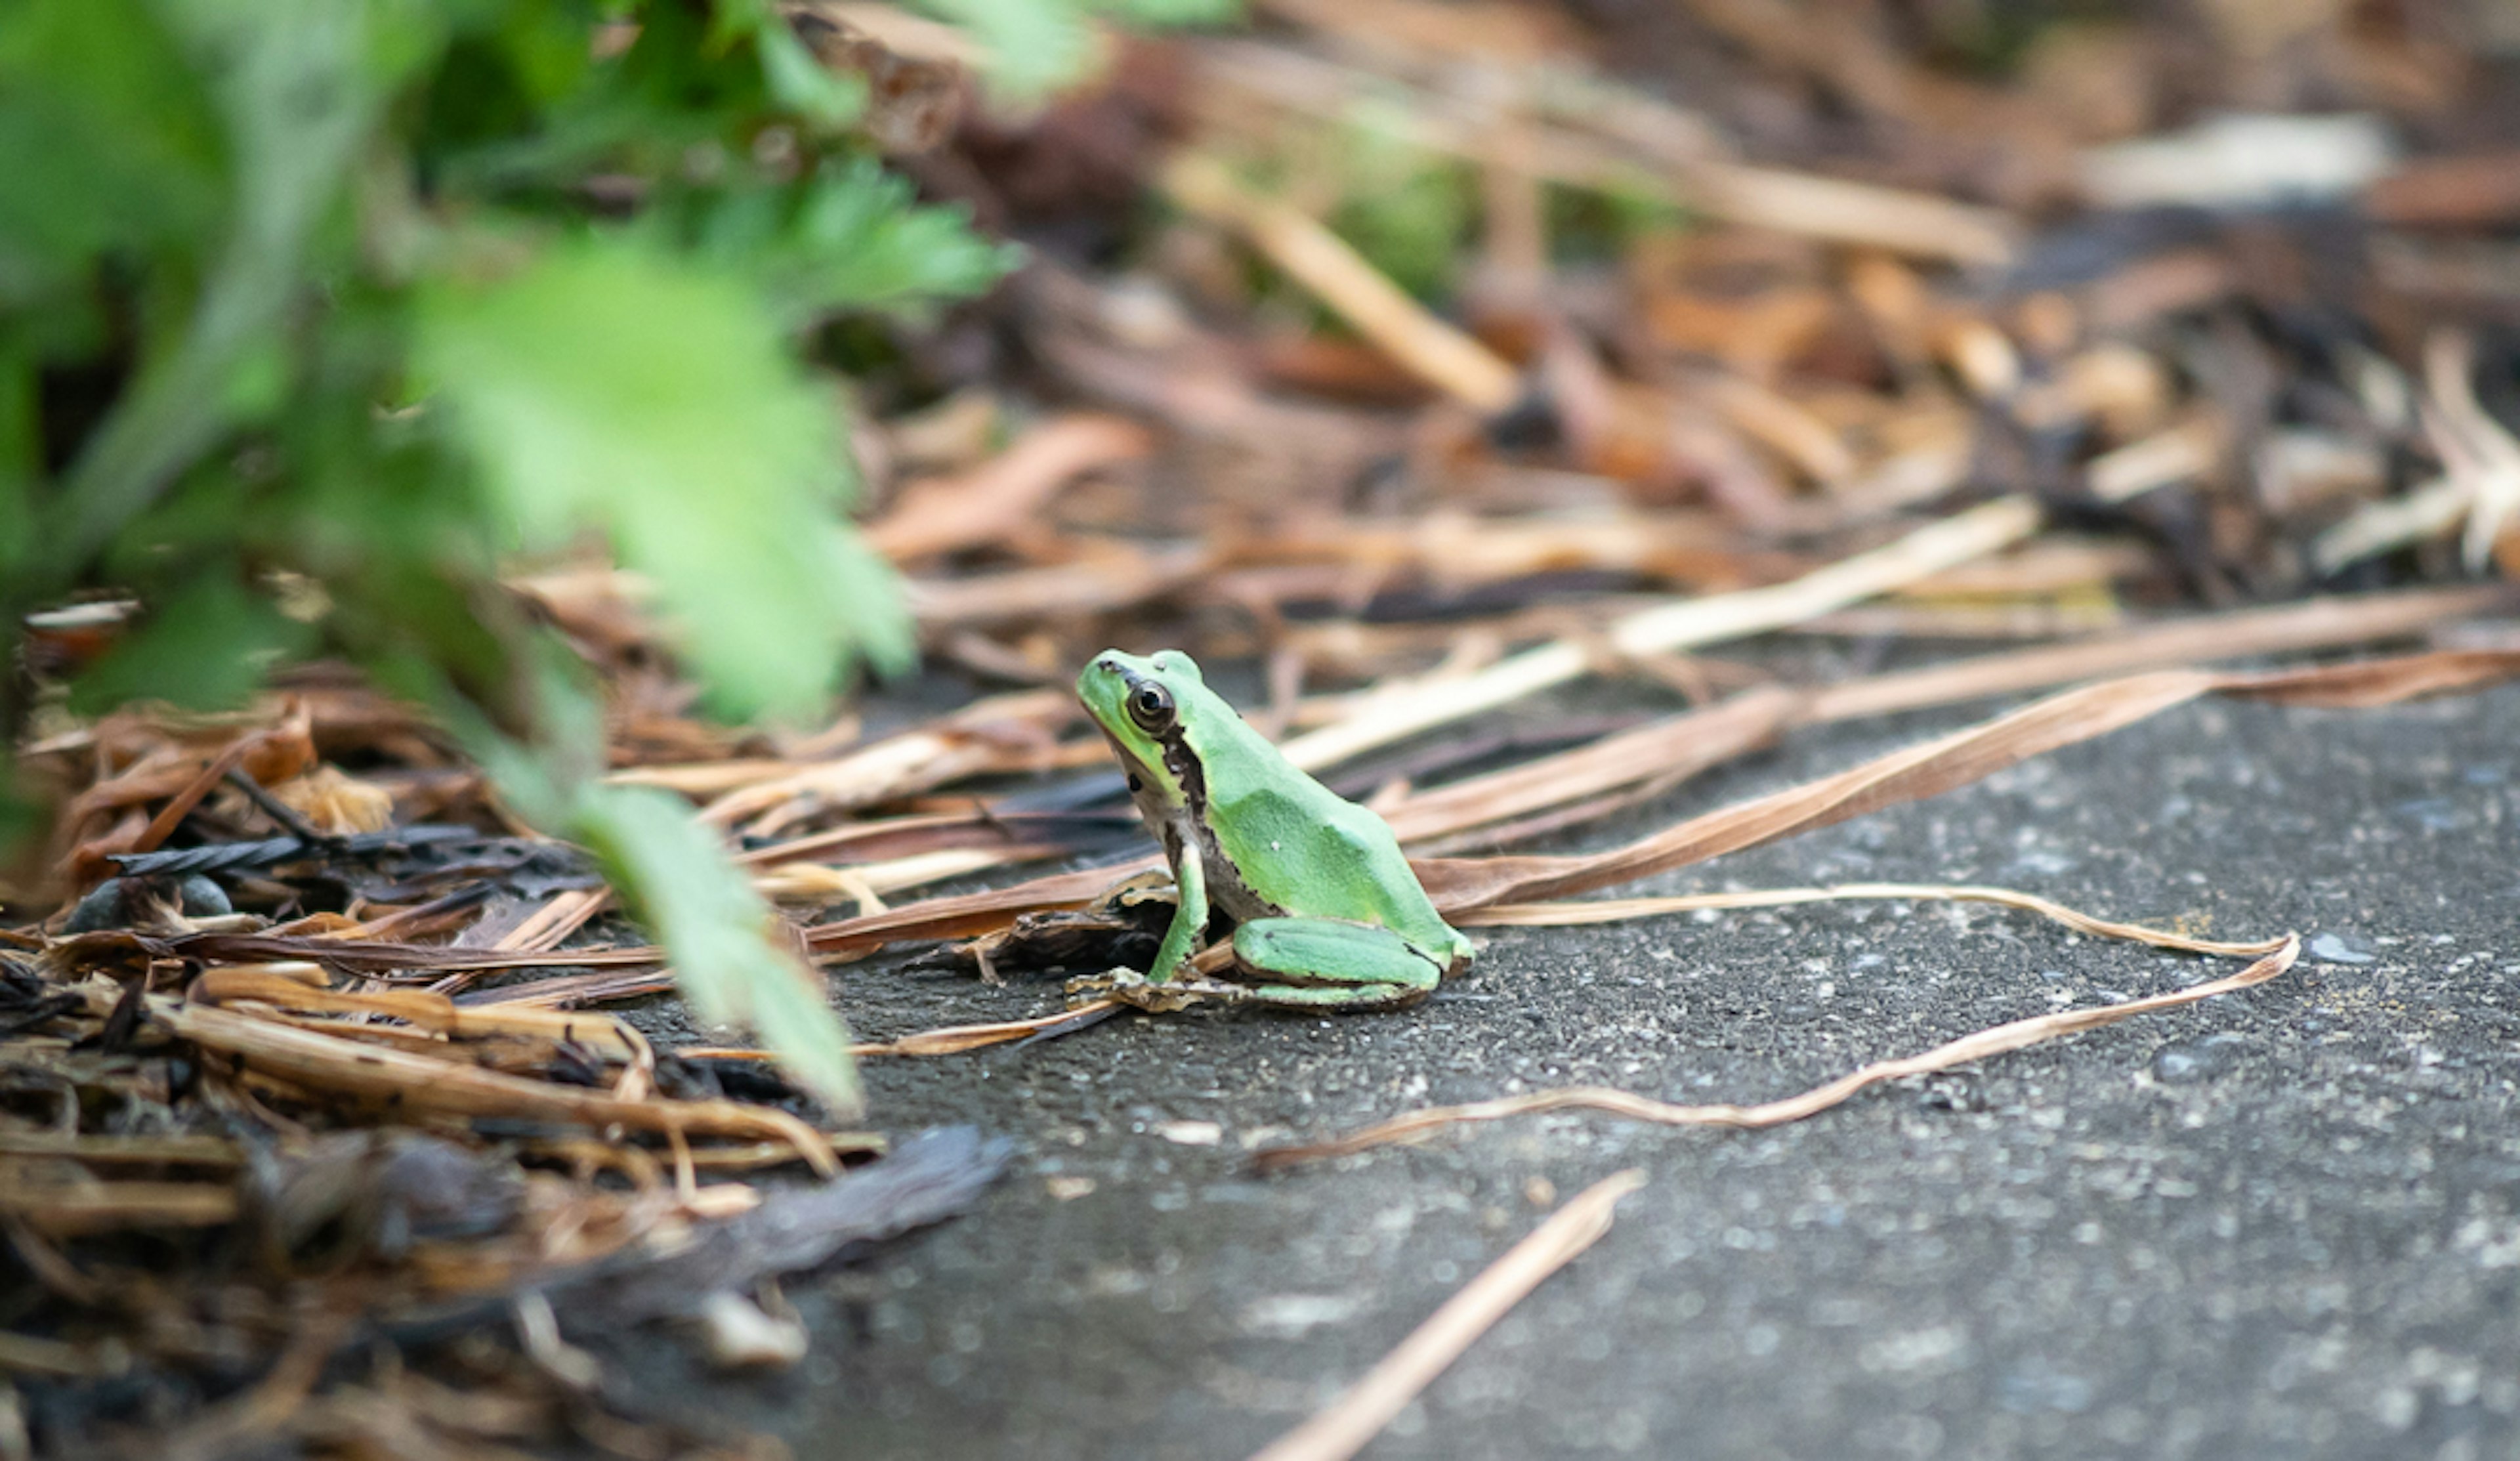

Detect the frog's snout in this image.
[1087,651,1144,691]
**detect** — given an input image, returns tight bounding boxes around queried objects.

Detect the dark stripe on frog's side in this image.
[1118,665,1285,927]
[1156,713,1287,924]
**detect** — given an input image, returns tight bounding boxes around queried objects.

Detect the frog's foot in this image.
[1240,981,1432,1012]
[1224,918,1444,1013]
[1065,968,1250,1013]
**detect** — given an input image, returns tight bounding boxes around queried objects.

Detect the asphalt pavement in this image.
[614,675,2520,1461]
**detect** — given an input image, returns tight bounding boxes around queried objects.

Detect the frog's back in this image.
[1191,707,1467,960]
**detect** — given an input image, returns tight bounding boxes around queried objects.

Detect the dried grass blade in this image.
[2223,646,2520,707]
[1801,585,2512,723]
[1690,162,2017,263]
[756,845,1067,908]
[1247,1169,1647,1461]
[1380,686,1797,843]
[0,1133,240,1166]
[1416,648,2520,910]
[1274,496,2047,773]
[868,414,1152,563]
[0,1177,241,1237]
[142,998,843,1175]
[1253,937,2300,1172]
[661,999,1127,1059]
[694,690,1070,832]
[802,864,1137,954]
[191,969,648,1060]
[1275,412,2271,775]
[1162,153,1522,412]
[1416,666,2223,907]
[1464,883,2287,958]
[854,1000,1124,1057]
[1399,587,2503,851]
[161,933,664,973]
[495,887,612,953]
[450,967,677,1009]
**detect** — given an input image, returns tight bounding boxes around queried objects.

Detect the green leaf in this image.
[571,782,862,1118]
[431,648,861,1120]
[417,234,913,721]
[1089,0,1240,26]
[67,572,317,716]
[755,19,866,130]
[686,158,1018,327]
[38,0,425,583]
[0,0,226,293]
[912,0,1095,96]
[0,331,32,577]
[0,764,41,879]
[1328,115,1472,305]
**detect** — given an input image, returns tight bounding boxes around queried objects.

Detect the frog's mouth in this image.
[1098,728,1160,796]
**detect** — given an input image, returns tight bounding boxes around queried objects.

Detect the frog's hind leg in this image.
[1234,979,1430,1010]
[1228,917,1443,1011]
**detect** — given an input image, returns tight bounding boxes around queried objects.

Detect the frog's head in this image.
[1078,649,1209,809]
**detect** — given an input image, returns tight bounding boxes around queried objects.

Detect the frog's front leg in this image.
[1069,836,1230,1009]
[1225,917,1444,1011]
[1140,834,1208,985]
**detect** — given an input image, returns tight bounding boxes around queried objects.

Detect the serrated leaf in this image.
[0,0,226,288]
[41,0,418,578]
[912,0,1095,96]
[570,782,862,1118]
[682,158,1017,328]
[756,19,866,129]
[417,236,912,721]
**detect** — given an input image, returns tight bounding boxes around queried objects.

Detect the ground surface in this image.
[615,677,2520,1461]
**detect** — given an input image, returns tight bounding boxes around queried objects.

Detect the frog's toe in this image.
[1076,968,1248,1013]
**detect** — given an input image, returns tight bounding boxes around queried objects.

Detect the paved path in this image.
[621,682,2520,1460]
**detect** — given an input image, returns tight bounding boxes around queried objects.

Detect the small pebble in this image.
[2152,1031,2252,1085]
[2307,932,2376,965]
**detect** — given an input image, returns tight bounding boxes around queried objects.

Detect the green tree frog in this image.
[1075,649,1474,1009]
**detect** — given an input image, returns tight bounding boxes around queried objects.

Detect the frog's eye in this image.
[1127,682,1175,732]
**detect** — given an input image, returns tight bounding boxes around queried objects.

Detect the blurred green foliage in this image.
[0,0,1092,1116]
[1328,116,1475,307]
[1263,108,1682,328]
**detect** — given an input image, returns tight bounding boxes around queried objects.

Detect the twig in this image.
[1272,496,2048,772]
[1162,152,1522,413]
[1689,162,2015,265]
[120,736,267,862]
[1274,412,2233,774]
[1253,937,2298,1171]
[1191,38,2016,264]
[855,999,1124,1056]
[868,415,1153,563]
[107,988,845,1175]
[1414,647,2520,910]
[1247,1169,1647,1461]
[1800,584,2511,722]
